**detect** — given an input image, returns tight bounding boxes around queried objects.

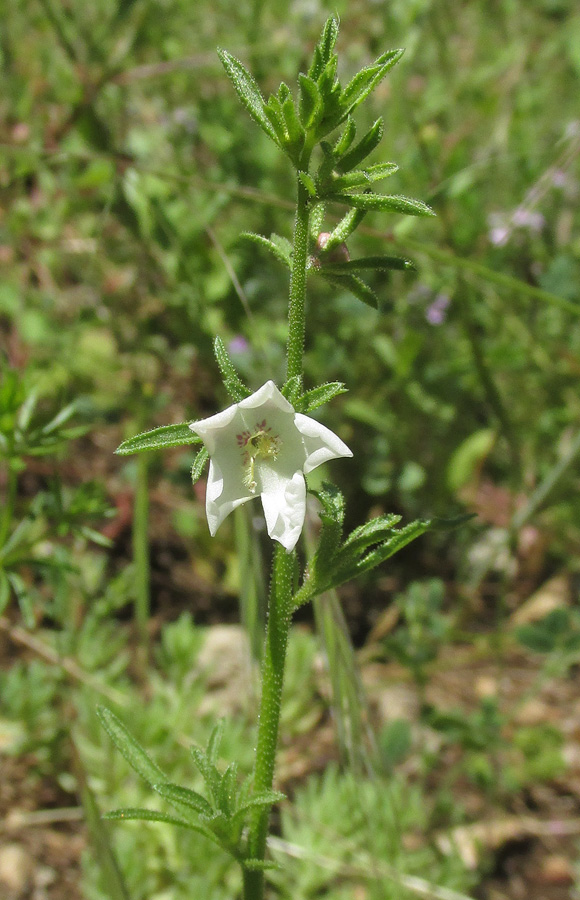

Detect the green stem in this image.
[243,545,295,899]
[133,451,150,657]
[286,179,312,384]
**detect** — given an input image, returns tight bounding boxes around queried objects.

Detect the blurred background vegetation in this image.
[1,0,580,898]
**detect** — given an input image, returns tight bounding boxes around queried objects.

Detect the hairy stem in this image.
[243,545,295,899]
[286,179,312,385]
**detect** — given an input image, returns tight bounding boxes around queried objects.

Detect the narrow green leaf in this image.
[350,519,432,579]
[191,447,209,485]
[341,513,402,555]
[237,789,285,813]
[281,375,302,406]
[330,192,436,217]
[309,15,339,80]
[300,382,347,413]
[41,401,77,435]
[298,171,317,197]
[152,783,214,818]
[216,762,238,816]
[213,336,251,402]
[341,49,404,114]
[320,272,380,309]
[97,707,167,787]
[328,163,398,194]
[282,96,305,147]
[104,808,192,827]
[321,255,416,274]
[240,232,291,269]
[190,746,221,804]
[309,482,345,582]
[0,572,10,616]
[333,118,356,156]
[206,720,225,765]
[217,49,279,144]
[323,207,368,249]
[335,118,383,173]
[298,74,322,129]
[116,423,201,455]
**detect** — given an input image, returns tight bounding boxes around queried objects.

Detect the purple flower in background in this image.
[425,293,450,325]
[228,335,249,355]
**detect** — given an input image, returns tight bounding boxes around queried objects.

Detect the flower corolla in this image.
[189,381,352,552]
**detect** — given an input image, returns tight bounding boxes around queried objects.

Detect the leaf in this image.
[323,207,368,249]
[341,49,404,115]
[216,762,238,816]
[329,192,436,217]
[217,49,279,144]
[116,423,201,455]
[236,789,286,814]
[328,162,398,193]
[298,74,322,129]
[281,375,302,406]
[240,232,291,269]
[152,783,214,818]
[206,720,225,765]
[321,255,416,274]
[333,118,356,156]
[104,808,193,827]
[352,519,432,577]
[300,382,347,412]
[96,707,167,788]
[335,118,383,173]
[447,428,496,491]
[213,336,251,402]
[320,272,380,309]
[282,96,305,148]
[341,513,402,555]
[190,746,221,804]
[309,482,345,581]
[298,171,317,197]
[308,15,340,80]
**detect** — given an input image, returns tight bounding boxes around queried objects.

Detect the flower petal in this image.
[294,413,353,473]
[205,457,254,534]
[260,469,306,552]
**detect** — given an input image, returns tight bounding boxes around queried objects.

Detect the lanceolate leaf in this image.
[96,707,167,787]
[341,49,404,115]
[213,335,251,402]
[321,256,416,274]
[300,382,347,413]
[329,192,436,217]
[217,49,279,144]
[240,232,291,269]
[323,207,368,249]
[152,782,214,818]
[298,74,322,129]
[335,118,383,173]
[320,272,380,309]
[116,423,201,455]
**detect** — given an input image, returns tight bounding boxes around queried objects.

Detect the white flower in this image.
[189,381,352,552]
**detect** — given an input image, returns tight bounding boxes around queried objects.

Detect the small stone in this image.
[0,843,34,896]
[538,854,574,884]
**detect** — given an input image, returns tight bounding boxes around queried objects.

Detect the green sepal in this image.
[96,707,167,787]
[115,423,201,455]
[298,171,317,197]
[321,255,416,274]
[217,49,279,145]
[298,73,322,129]
[191,447,209,485]
[152,782,214,818]
[335,118,383,173]
[299,382,347,413]
[320,272,380,309]
[213,336,251,402]
[329,192,436,217]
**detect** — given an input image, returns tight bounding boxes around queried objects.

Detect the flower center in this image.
[237,420,281,493]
